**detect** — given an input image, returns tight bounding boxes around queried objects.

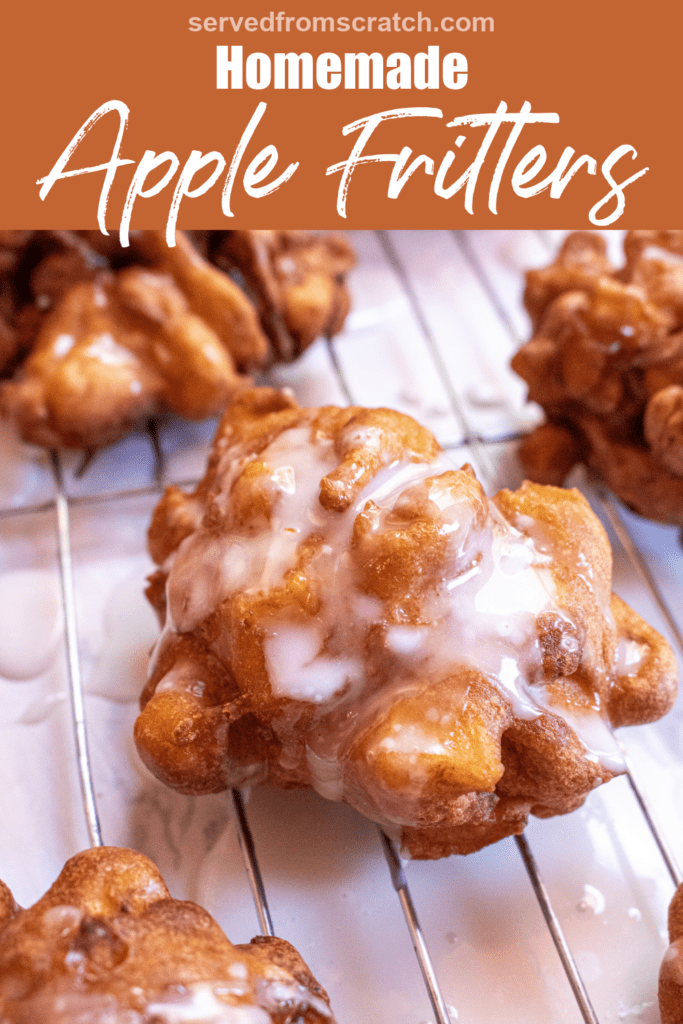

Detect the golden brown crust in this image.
[0,882,17,929]
[607,594,679,726]
[0,231,354,449]
[670,885,683,944]
[524,231,615,331]
[0,847,334,1023]
[137,390,677,857]
[660,883,683,1024]
[131,231,269,369]
[212,230,355,361]
[644,384,683,475]
[516,422,586,487]
[513,231,683,525]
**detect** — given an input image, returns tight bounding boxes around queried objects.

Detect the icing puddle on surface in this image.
[1,472,676,1024]
[2,470,680,1023]
[0,569,63,680]
[1,230,682,1024]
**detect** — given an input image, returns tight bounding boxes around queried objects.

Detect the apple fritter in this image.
[659,881,683,1024]
[137,389,677,857]
[0,846,335,1023]
[0,230,354,449]
[513,230,683,527]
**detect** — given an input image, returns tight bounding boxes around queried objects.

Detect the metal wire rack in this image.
[1,230,683,1024]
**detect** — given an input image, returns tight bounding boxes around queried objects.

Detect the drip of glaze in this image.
[0,570,63,680]
[17,692,67,726]
[465,382,505,408]
[614,636,649,677]
[662,938,683,986]
[87,567,159,703]
[145,983,270,1023]
[153,421,631,806]
[143,976,332,1023]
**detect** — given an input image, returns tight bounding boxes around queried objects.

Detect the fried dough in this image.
[660,881,683,1024]
[136,390,677,857]
[0,846,334,1023]
[513,230,683,526]
[0,231,354,449]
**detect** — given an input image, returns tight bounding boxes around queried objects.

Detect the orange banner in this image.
[3,0,681,228]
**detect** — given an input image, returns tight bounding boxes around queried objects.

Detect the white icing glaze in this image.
[305,747,344,801]
[578,884,606,915]
[53,333,74,358]
[86,567,159,704]
[145,982,270,1023]
[42,904,83,936]
[152,421,629,810]
[474,546,552,617]
[663,937,683,986]
[265,624,362,703]
[167,428,340,635]
[385,626,428,655]
[540,695,624,775]
[0,570,63,680]
[257,977,332,1018]
[85,332,138,367]
[142,974,331,1023]
[615,637,649,678]
[465,382,505,408]
[156,658,210,700]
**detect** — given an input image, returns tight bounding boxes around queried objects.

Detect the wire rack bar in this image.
[8,230,677,1022]
[0,476,202,522]
[373,231,609,1022]
[515,834,600,1024]
[614,739,683,888]
[452,231,523,347]
[325,286,453,1017]
[325,335,355,406]
[379,831,453,1024]
[450,231,682,896]
[582,488,683,887]
[146,419,166,486]
[139,432,276,934]
[230,789,275,936]
[0,430,531,524]
[592,485,683,655]
[50,435,277,947]
[49,450,103,849]
[376,230,497,486]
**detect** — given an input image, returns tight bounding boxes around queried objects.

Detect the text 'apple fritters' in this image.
[136,389,677,858]
[0,230,354,449]
[513,230,683,527]
[0,846,335,1023]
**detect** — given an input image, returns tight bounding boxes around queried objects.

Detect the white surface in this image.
[0,230,681,1024]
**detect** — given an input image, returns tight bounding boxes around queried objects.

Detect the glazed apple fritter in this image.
[0,230,354,449]
[513,230,683,528]
[0,846,335,1023]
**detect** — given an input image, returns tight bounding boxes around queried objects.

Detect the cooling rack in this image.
[1,230,682,1024]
